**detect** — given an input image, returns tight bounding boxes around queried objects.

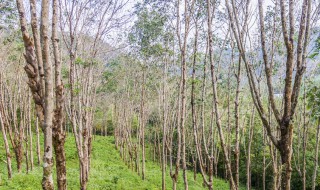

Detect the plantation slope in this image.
[0,135,237,190]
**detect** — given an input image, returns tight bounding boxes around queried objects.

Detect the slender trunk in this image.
[302,82,307,190]
[104,111,107,136]
[52,0,67,188]
[246,107,255,190]
[25,105,29,173]
[36,117,41,165]
[158,132,162,164]
[18,101,24,174]
[234,57,242,190]
[162,58,167,190]
[171,7,181,186]
[190,32,199,184]
[207,0,235,188]
[140,67,146,180]
[191,23,213,190]
[311,119,320,190]
[41,0,55,188]
[263,125,266,190]
[268,104,279,190]
[179,0,193,188]
[0,110,12,179]
[180,40,188,190]
[193,156,197,181]
[28,95,34,171]
[136,105,140,176]
[172,80,182,190]
[227,65,231,182]
[29,0,45,97]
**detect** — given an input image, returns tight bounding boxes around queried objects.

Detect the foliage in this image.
[306,81,320,118]
[309,36,320,60]
[0,0,17,30]
[129,6,168,59]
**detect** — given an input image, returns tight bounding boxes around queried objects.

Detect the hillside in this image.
[0,135,237,190]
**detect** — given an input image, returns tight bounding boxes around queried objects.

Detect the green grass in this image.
[0,134,240,189]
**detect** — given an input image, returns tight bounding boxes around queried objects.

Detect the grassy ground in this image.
[0,134,240,190]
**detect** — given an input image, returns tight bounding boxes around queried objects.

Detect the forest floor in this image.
[0,135,239,190]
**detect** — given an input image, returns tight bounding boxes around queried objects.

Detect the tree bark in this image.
[161,58,168,190]
[234,57,242,190]
[140,67,146,180]
[51,0,67,188]
[246,107,255,190]
[279,123,293,190]
[311,119,320,190]
[28,94,34,171]
[302,82,308,190]
[36,117,41,166]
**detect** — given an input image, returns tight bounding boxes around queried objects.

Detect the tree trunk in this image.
[234,57,242,190]
[36,117,41,166]
[28,95,34,171]
[279,123,293,190]
[52,0,67,188]
[24,105,30,173]
[41,0,55,188]
[140,67,146,180]
[302,83,307,190]
[161,58,167,190]
[246,108,255,190]
[14,141,24,173]
[0,109,12,179]
[17,103,24,174]
[16,0,54,188]
[311,119,320,190]
[207,0,235,188]
[263,128,266,190]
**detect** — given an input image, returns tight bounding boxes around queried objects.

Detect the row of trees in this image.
[112,0,320,190]
[0,0,128,189]
[0,0,320,190]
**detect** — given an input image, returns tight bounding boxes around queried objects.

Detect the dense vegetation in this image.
[0,0,320,190]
